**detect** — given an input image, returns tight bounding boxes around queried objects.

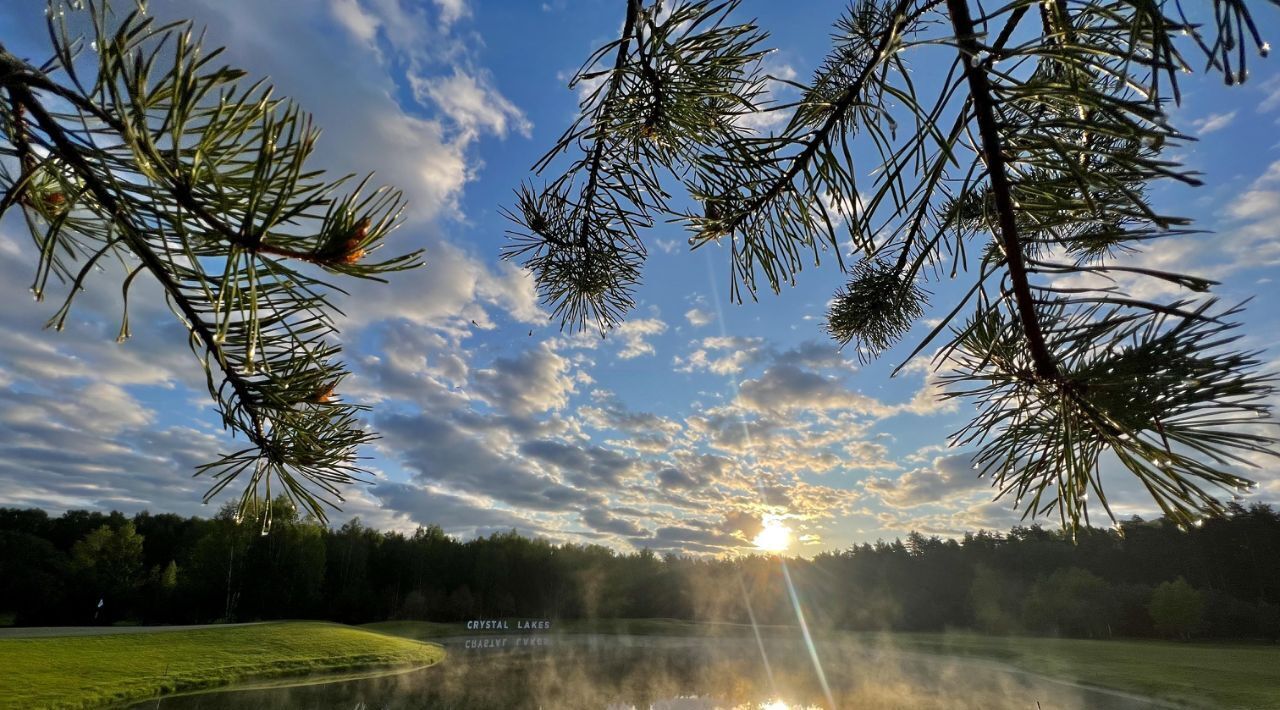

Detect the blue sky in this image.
[1,0,1278,555]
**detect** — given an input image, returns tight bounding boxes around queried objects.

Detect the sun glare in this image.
[753,516,792,553]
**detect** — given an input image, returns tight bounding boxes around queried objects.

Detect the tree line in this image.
[2,499,1277,641]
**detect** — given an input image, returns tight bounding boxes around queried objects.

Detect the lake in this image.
[139,633,1167,709]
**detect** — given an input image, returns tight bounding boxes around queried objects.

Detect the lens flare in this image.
[753,515,792,552]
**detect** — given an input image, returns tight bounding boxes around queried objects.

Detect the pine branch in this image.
[946,0,1058,380]
[576,0,643,253]
[505,0,767,330]
[513,0,1280,530]
[0,2,423,521]
[718,0,924,241]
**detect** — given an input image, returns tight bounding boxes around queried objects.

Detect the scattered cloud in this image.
[685,307,714,327]
[613,317,669,360]
[413,67,532,139]
[433,0,469,28]
[1191,110,1237,135]
[863,453,989,508]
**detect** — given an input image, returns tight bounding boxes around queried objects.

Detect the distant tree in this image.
[158,559,179,590]
[71,521,144,621]
[140,559,180,623]
[969,564,1017,634]
[5,503,1280,636]
[0,1,421,520]
[508,0,1280,528]
[237,497,327,619]
[449,585,477,620]
[1257,601,1280,642]
[1149,577,1204,639]
[1023,567,1115,638]
[0,530,68,624]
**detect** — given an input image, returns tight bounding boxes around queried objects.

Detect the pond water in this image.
[140,634,1166,709]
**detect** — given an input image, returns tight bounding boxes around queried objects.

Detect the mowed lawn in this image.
[880,632,1280,709]
[0,621,444,710]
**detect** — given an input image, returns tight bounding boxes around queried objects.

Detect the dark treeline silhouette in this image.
[2,499,1278,641]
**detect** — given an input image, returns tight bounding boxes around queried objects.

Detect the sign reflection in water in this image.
[138,634,1165,710]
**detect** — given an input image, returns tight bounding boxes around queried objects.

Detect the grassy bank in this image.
[369,619,1280,708]
[880,632,1280,709]
[0,621,444,710]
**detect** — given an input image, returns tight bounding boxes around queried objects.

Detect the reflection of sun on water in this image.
[752,516,791,553]
[758,701,790,710]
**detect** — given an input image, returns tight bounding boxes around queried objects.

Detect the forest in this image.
[2,500,1278,642]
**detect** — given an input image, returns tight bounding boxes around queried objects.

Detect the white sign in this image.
[465,619,553,630]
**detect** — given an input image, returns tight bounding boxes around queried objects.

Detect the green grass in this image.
[0,621,444,710]
[861,631,1280,709]
[369,619,1280,708]
[363,619,474,639]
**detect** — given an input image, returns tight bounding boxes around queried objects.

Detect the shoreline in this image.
[0,621,445,710]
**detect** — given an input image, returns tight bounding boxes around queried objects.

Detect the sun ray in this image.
[782,559,835,709]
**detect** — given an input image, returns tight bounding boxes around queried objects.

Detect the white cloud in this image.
[673,335,766,375]
[343,239,544,331]
[864,453,989,508]
[1228,189,1280,220]
[737,365,896,417]
[613,317,668,359]
[685,307,714,327]
[330,0,381,47]
[1052,160,1280,300]
[433,0,469,28]
[1191,110,1237,135]
[413,67,532,139]
[1259,75,1280,113]
[473,344,576,417]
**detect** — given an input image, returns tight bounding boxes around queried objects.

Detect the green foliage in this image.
[968,564,1017,634]
[0,1,422,520]
[826,258,927,362]
[70,521,144,614]
[511,0,1280,528]
[158,560,178,590]
[502,0,769,330]
[1022,567,1115,638]
[1148,577,1204,639]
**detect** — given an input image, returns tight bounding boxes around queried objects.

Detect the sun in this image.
[752,515,792,553]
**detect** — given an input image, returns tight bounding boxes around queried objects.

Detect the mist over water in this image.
[140,633,1165,710]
